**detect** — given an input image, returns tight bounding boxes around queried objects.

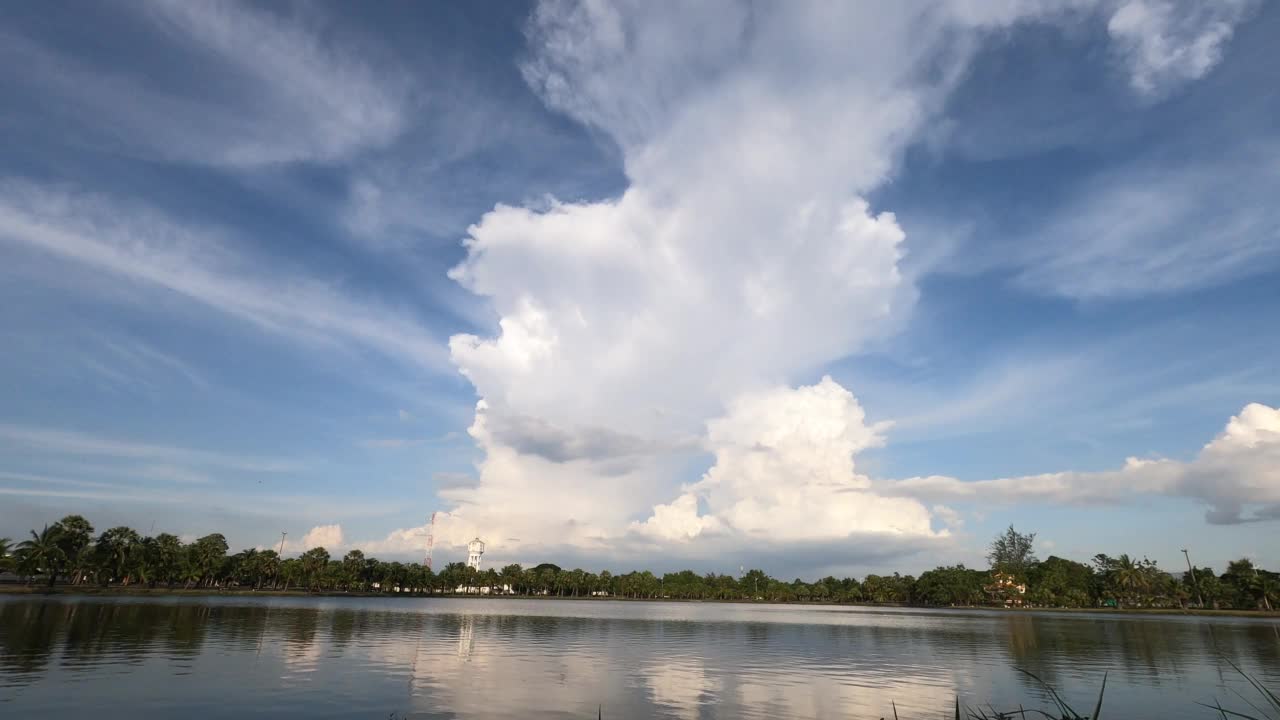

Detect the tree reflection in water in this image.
[1,598,1277,719]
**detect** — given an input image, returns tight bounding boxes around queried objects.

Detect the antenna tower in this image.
[425,512,437,570]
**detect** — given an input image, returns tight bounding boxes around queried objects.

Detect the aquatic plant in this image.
[1199,657,1280,720]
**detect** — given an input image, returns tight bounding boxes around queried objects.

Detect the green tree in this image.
[1094,554,1154,608]
[915,565,986,606]
[299,547,331,591]
[229,548,260,588]
[742,569,768,599]
[500,563,523,593]
[1184,566,1225,608]
[341,550,365,590]
[257,549,281,589]
[1222,559,1265,609]
[95,526,142,585]
[18,525,67,587]
[987,525,1038,580]
[1027,556,1095,607]
[279,557,302,590]
[0,537,13,572]
[54,515,94,584]
[148,534,185,587]
[191,534,229,586]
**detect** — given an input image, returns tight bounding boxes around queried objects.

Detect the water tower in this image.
[466,537,485,570]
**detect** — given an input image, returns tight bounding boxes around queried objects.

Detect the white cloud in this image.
[1010,149,1280,299]
[357,438,421,450]
[97,336,211,390]
[0,181,451,372]
[0,422,299,474]
[300,523,345,550]
[631,493,724,543]
[143,0,406,163]
[932,505,964,529]
[0,0,406,167]
[884,403,1280,524]
[425,1,1255,563]
[645,658,720,720]
[668,378,938,542]
[359,521,433,558]
[0,479,402,548]
[1107,0,1253,96]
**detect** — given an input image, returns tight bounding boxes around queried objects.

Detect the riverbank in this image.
[3,584,1276,618]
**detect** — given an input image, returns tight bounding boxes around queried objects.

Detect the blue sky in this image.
[1,0,1277,577]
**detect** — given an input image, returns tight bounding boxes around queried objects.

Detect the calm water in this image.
[2,596,1278,719]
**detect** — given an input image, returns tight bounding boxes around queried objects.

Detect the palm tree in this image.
[299,547,330,591]
[230,548,260,588]
[18,525,67,587]
[151,534,184,587]
[180,559,202,590]
[500,563,522,594]
[0,537,13,572]
[54,515,94,584]
[257,550,281,589]
[1109,554,1146,607]
[95,527,142,585]
[189,534,229,587]
[342,550,365,591]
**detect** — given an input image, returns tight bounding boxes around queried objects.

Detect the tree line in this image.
[2,518,1275,610]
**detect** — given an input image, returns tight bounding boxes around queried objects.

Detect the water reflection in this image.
[457,614,475,659]
[1,597,1277,720]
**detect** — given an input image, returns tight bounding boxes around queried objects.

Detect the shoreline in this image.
[2,584,1276,619]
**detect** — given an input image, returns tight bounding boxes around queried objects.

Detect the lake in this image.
[1,595,1278,719]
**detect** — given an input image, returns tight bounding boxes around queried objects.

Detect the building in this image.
[466,538,485,570]
[984,571,1028,606]
[453,537,511,595]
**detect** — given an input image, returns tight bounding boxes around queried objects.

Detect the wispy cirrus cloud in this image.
[0,181,452,373]
[1011,147,1280,299]
[357,438,422,450]
[0,423,300,474]
[1107,0,1254,97]
[0,0,407,167]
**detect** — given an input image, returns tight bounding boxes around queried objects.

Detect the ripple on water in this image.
[1,596,1278,719]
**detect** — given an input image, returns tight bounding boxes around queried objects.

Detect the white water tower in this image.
[466,538,485,570]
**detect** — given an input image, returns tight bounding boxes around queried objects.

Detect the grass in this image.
[952,668,1106,720]
[1198,657,1280,720]
[949,661,1279,720]
[950,661,1278,720]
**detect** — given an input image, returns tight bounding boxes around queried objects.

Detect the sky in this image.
[1,0,1277,579]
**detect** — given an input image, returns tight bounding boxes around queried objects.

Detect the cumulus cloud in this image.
[359,520,433,558]
[631,493,724,543]
[1107,0,1253,96]
[440,2,959,557]
[433,472,479,490]
[648,378,938,542]
[419,0,1257,564]
[301,524,345,551]
[884,403,1280,524]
